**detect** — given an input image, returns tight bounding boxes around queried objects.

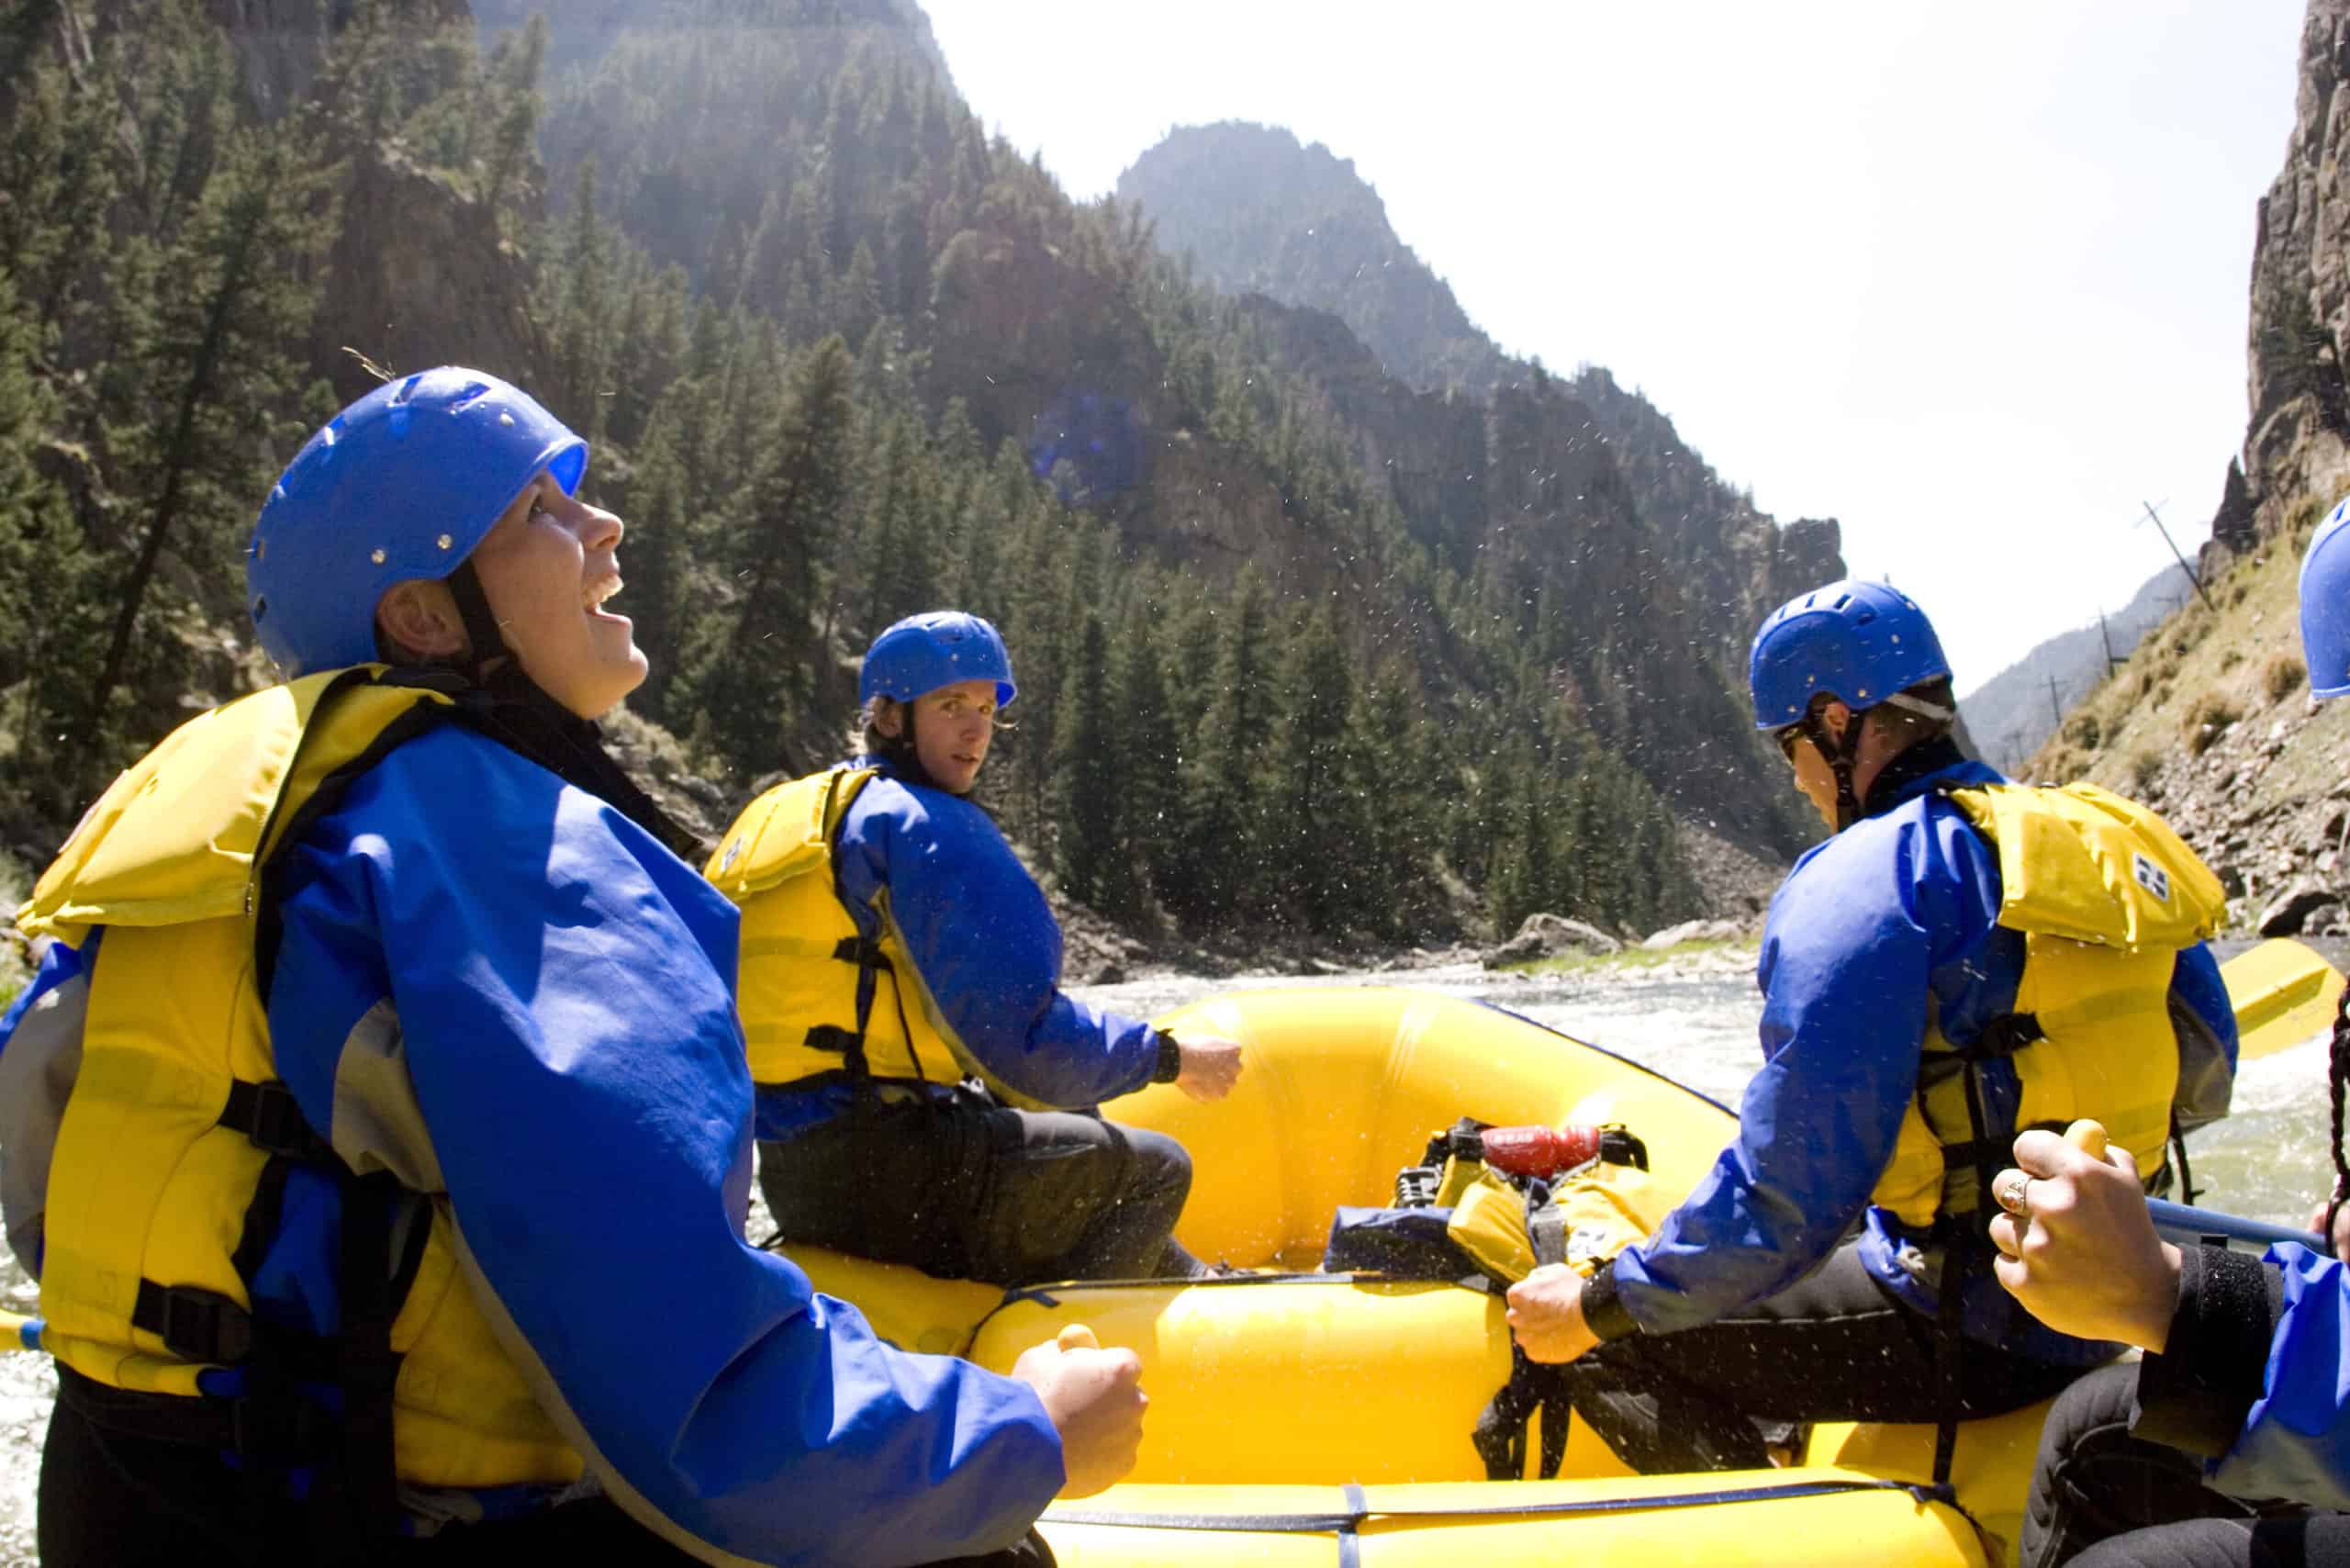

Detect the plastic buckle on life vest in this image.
[140,1282,256,1366]
[225,1081,338,1165]
[805,1025,860,1057]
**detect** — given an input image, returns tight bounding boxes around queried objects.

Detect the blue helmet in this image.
[246,367,588,676]
[860,611,1017,709]
[2301,497,2350,700]
[1749,579,1952,729]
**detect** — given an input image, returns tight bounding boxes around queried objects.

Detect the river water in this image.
[0,946,2335,1562]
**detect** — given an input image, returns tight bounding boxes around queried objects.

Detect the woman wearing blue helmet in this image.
[0,372,1140,1566]
[1505,579,2237,1489]
[1981,503,2350,1568]
[707,610,1244,1286]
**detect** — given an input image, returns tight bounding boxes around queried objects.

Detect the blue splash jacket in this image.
[1606,755,2236,1361]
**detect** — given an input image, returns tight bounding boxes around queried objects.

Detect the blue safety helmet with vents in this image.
[1749,579,1953,729]
[245,367,588,677]
[2301,497,2350,700]
[860,611,1017,709]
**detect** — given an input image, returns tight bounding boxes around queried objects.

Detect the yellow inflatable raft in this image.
[793,988,2054,1567]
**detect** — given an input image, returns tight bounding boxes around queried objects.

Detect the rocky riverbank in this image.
[2028,528,2350,936]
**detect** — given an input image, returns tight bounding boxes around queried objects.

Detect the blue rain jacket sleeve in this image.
[0,934,84,1047]
[1606,785,2006,1334]
[834,768,1159,1106]
[2205,1244,2350,1509]
[264,727,1063,1566]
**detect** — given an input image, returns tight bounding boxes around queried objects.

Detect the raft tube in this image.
[790,989,2053,1564]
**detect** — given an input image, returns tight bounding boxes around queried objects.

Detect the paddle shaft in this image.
[2147,1197,2325,1252]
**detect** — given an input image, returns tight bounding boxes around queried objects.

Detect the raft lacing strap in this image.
[1040,1476,1960,1534]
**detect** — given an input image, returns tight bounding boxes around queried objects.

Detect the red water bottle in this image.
[1479,1125,1603,1176]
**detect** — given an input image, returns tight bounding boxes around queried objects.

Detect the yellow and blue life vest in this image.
[707,766,1049,1107]
[15,667,583,1489]
[1869,779,2227,1228]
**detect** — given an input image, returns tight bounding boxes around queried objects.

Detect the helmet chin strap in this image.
[878,700,946,792]
[445,561,511,682]
[1800,708,1867,833]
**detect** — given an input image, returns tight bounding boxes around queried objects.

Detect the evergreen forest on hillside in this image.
[0,0,1826,949]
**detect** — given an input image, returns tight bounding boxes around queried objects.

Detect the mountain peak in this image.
[1117,120,1505,396]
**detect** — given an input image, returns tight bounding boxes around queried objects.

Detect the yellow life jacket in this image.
[16,669,584,1490]
[1440,1156,1658,1288]
[1869,780,2228,1229]
[707,767,1047,1107]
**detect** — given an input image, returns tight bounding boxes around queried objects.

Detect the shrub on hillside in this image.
[2265,653,2307,702]
[2183,692,2242,755]
[2130,748,2164,792]
[2064,711,2101,749]
[2221,648,2244,672]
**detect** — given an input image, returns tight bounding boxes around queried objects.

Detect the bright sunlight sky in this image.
[922,1,2307,692]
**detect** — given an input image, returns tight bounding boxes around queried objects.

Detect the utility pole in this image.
[2045,673,2065,725]
[2098,611,2123,674]
[2138,499,2216,611]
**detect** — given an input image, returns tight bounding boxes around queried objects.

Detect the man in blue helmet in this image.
[706,610,1244,1286]
[1504,578,2238,1484]
[0,369,1144,1565]
[1982,500,2350,1568]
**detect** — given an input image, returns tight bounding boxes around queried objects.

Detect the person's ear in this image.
[873,699,904,740]
[375,579,467,661]
[1818,699,1854,745]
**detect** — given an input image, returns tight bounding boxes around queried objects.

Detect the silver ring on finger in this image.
[1998,1170,2033,1219]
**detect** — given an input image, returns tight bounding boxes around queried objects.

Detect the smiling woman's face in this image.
[468,471,647,719]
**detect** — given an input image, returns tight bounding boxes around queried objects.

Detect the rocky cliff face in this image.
[1117,120,1846,697]
[204,0,469,117]
[2236,0,2350,543]
[199,0,543,400]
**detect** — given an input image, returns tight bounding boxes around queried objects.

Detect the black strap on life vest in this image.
[1472,1346,1575,1482]
[120,1075,423,1562]
[1472,1178,1575,1480]
[1922,1013,2063,1487]
[2168,1112,2200,1208]
[812,767,931,1103]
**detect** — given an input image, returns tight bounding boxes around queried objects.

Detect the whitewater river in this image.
[0,944,2337,1561]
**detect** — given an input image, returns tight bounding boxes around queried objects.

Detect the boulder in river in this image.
[1483,913,1622,968]
[2257,880,2340,936]
[1639,918,1747,951]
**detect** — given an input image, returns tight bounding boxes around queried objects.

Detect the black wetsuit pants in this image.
[1560,1243,2089,1473]
[2021,1363,2350,1568]
[41,1364,1057,1566]
[758,1086,1202,1283]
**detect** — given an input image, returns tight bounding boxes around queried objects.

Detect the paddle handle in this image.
[2064,1120,2109,1160]
[0,1311,41,1353]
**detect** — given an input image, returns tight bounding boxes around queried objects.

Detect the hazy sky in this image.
[923,1,2307,698]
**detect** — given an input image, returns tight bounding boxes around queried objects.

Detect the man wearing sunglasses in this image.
[1506,579,2236,1485]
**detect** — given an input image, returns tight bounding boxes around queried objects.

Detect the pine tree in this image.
[1165,568,1276,923]
[1052,612,1129,913]
[1110,616,1178,910]
[688,334,855,777]
[80,109,335,781]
